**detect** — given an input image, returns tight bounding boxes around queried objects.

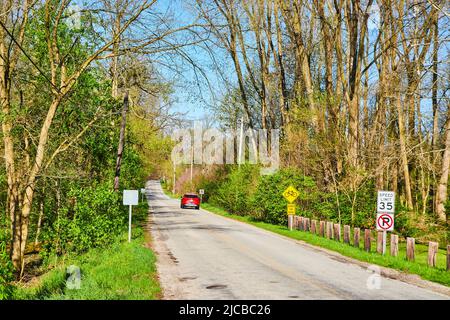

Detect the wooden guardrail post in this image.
[311,220,317,234]
[343,225,350,244]
[304,218,310,232]
[319,221,325,237]
[390,234,398,257]
[376,231,383,254]
[333,224,341,241]
[406,237,415,261]
[364,229,371,252]
[447,245,450,271]
[326,222,333,239]
[428,242,438,268]
[354,228,360,248]
[298,217,303,231]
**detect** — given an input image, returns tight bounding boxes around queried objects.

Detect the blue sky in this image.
[153,0,227,123]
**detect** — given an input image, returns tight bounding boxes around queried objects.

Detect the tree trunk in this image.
[432,18,439,152]
[396,95,414,210]
[436,104,450,223]
[114,91,130,192]
[34,200,44,246]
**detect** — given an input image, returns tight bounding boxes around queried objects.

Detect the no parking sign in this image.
[376,213,394,232]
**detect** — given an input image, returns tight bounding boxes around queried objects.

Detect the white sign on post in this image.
[377,191,395,213]
[123,190,139,242]
[199,189,205,195]
[376,191,395,255]
[123,190,139,206]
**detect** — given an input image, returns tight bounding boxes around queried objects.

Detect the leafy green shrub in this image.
[42,182,126,256]
[197,166,229,202]
[310,181,378,227]
[310,192,338,221]
[251,168,319,225]
[0,226,15,300]
[209,165,259,215]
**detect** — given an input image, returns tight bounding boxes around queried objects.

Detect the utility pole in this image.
[190,143,194,183]
[238,116,244,168]
[114,91,129,192]
[172,162,176,194]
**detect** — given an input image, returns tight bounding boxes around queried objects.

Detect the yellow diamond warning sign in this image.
[283,186,300,203]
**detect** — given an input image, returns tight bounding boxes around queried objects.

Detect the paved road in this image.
[146,180,449,300]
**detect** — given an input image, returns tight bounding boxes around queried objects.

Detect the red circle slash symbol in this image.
[377,214,393,230]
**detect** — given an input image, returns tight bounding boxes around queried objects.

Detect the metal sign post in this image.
[283,186,299,231]
[376,191,395,255]
[287,204,296,231]
[128,205,132,242]
[123,190,139,243]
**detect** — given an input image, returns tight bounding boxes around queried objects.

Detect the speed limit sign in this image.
[377,191,395,214]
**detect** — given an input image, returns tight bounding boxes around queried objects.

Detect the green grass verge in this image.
[15,203,161,300]
[199,203,450,287]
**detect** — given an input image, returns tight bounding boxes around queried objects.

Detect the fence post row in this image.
[290,215,448,271]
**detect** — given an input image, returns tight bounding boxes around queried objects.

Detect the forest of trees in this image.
[170,0,449,246]
[0,0,184,290]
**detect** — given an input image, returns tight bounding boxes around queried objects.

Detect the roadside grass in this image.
[15,202,161,300]
[162,188,449,286]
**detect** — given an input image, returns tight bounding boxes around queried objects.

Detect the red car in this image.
[180,193,201,210]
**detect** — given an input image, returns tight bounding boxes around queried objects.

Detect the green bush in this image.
[42,182,126,256]
[251,168,319,225]
[196,166,230,202]
[209,165,259,215]
[0,225,15,300]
